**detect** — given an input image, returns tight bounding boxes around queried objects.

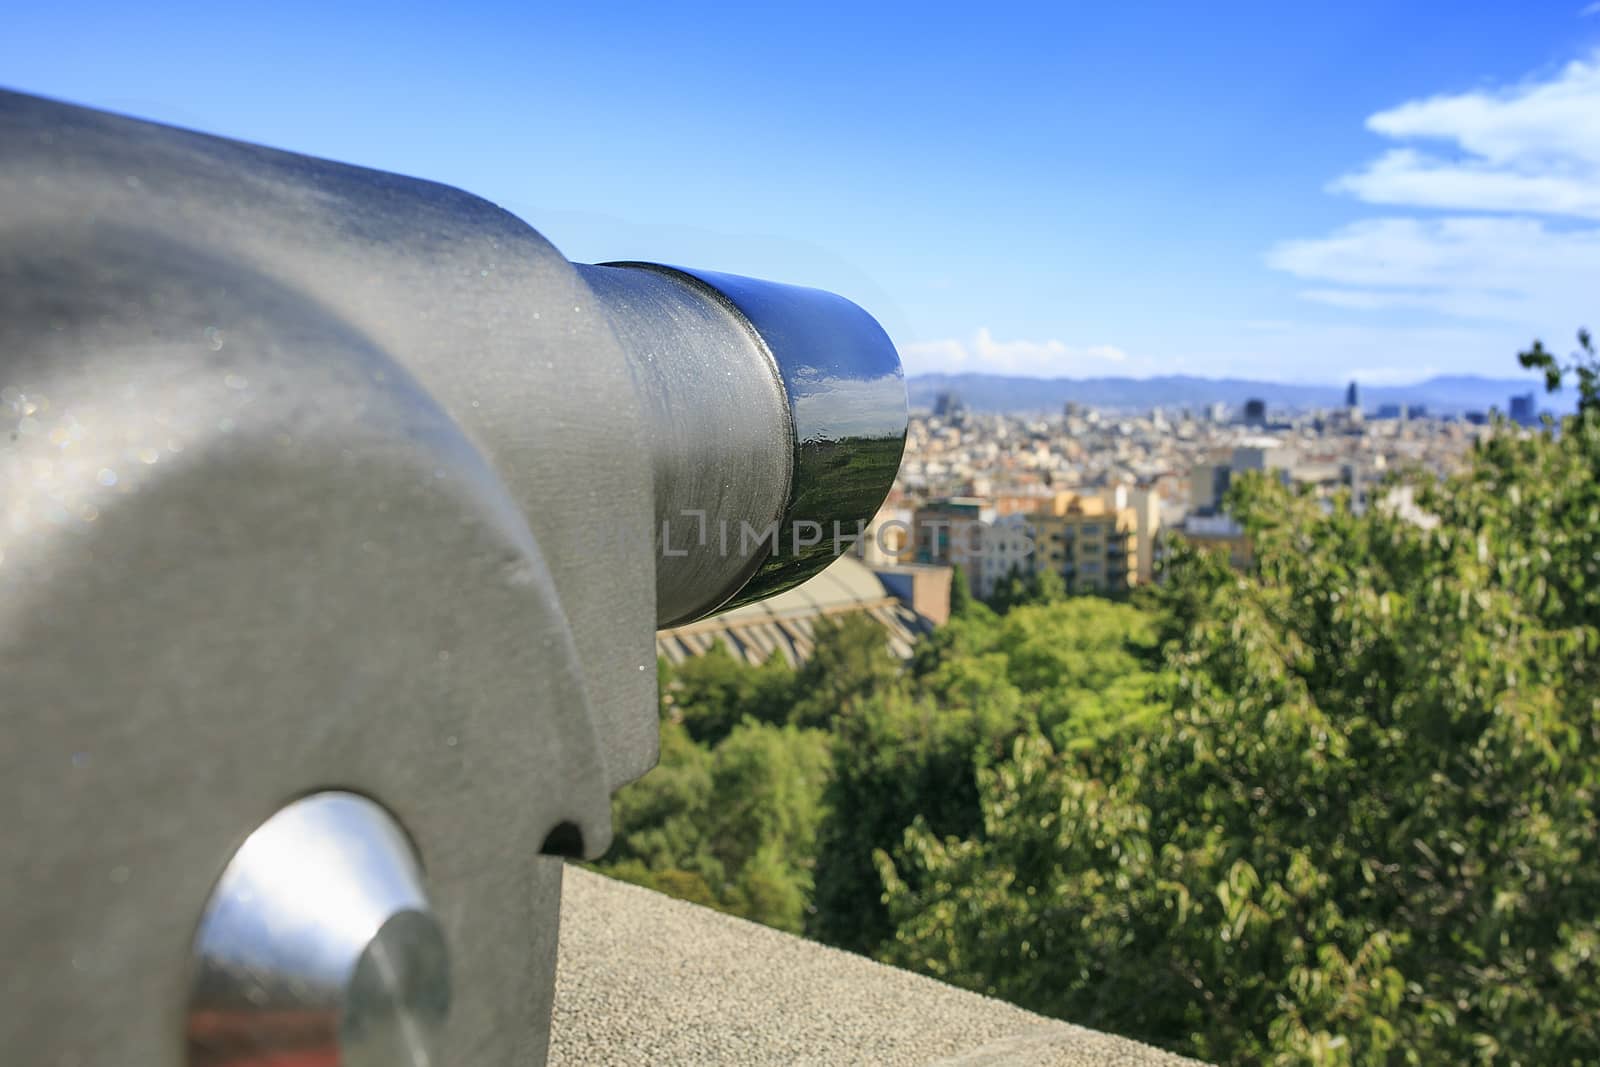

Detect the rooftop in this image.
[656,556,933,666]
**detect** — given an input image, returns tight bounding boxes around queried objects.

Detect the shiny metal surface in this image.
[2,89,604,1067]
[189,793,449,1067]
[577,263,794,626]
[593,263,908,620]
[0,87,904,1067]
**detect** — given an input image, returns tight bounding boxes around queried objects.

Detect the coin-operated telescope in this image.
[0,89,905,1067]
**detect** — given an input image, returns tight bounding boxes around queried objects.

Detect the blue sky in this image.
[4,2,1599,383]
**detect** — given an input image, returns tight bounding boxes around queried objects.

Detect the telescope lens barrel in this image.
[579,263,907,628]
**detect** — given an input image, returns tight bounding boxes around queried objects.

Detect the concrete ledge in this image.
[551,866,1205,1066]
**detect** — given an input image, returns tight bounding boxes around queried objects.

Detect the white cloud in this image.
[1269,53,1600,337]
[902,328,1129,375]
[1334,147,1600,219]
[1331,52,1600,217]
[1268,216,1600,322]
[1584,2,1600,17]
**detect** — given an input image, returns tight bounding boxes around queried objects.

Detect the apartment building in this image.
[1190,438,1298,514]
[1030,492,1138,595]
[1104,483,1161,585]
[973,513,1034,599]
[911,497,992,568]
[857,504,914,566]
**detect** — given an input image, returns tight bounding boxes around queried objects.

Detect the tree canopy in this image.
[596,335,1600,1064]
[880,333,1600,1063]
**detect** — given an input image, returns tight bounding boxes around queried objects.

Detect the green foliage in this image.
[597,717,831,932]
[603,338,1599,1066]
[880,354,1600,1063]
[924,596,1167,749]
[1518,327,1597,415]
[1034,567,1068,605]
[604,721,714,877]
[986,564,1067,614]
[604,861,720,909]
[809,684,1025,953]
[705,720,832,931]
[788,613,902,730]
[949,562,976,616]
[811,596,1163,954]
[668,640,794,746]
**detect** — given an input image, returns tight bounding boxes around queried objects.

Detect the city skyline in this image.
[4,3,1597,382]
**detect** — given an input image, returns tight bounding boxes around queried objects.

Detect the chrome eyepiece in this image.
[580,263,907,626]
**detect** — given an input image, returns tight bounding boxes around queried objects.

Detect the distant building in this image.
[1405,403,1428,420]
[911,498,992,594]
[1341,462,1366,514]
[1345,380,1360,410]
[1031,492,1138,595]
[1234,438,1297,472]
[973,514,1034,599]
[656,556,938,667]
[1176,441,1298,569]
[1464,410,1488,426]
[1375,403,1403,420]
[933,390,965,419]
[991,488,1056,516]
[1377,485,1441,532]
[1191,439,1296,515]
[1176,513,1252,570]
[1242,398,1267,426]
[856,505,913,566]
[1510,392,1537,425]
[873,564,957,627]
[1189,462,1231,516]
[1105,483,1161,585]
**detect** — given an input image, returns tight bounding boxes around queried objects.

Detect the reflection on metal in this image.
[654,268,907,611]
[582,263,908,625]
[0,87,904,1067]
[188,793,449,1067]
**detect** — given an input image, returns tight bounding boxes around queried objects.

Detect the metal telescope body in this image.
[0,89,906,1066]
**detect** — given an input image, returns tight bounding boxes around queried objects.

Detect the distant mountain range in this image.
[906,373,1566,416]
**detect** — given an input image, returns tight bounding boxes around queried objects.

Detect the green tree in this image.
[788,613,903,730]
[601,718,832,933]
[809,684,1027,954]
[949,562,976,616]
[811,596,1162,954]
[668,640,794,746]
[921,597,1166,750]
[986,564,1066,615]
[879,340,1600,1064]
[1034,567,1067,604]
[600,720,719,887]
[1518,327,1597,415]
[706,720,832,931]
[984,564,1030,615]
